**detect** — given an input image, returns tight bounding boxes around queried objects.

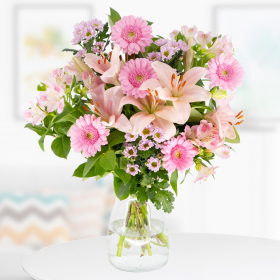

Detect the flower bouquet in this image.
[24,8,244,272]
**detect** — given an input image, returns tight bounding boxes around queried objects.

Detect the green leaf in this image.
[99,150,116,171]
[53,122,72,135]
[38,134,46,152]
[119,157,129,169]
[114,177,130,200]
[147,21,153,25]
[188,108,204,123]
[55,114,77,124]
[191,105,213,113]
[53,102,73,123]
[137,188,148,205]
[37,83,46,91]
[25,124,53,136]
[170,169,178,196]
[114,169,131,184]
[180,169,190,184]
[83,146,108,177]
[108,7,121,28]
[51,136,71,159]
[107,130,125,147]
[73,163,86,178]
[62,48,79,55]
[209,98,217,110]
[225,126,240,144]
[71,75,76,90]
[95,160,107,177]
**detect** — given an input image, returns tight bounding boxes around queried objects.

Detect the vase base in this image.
[108,254,169,273]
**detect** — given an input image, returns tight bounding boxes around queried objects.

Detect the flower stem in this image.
[157,233,169,249]
[117,235,125,257]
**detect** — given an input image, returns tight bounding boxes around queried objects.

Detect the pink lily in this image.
[119,90,181,139]
[82,71,103,93]
[84,44,124,86]
[205,91,241,139]
[140,61,211,124]
[88,85,124,127]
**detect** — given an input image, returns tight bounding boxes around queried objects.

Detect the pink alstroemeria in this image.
[49,68,72,90]
[197,31,212,48]
[82,71,103,93]
[212,145,230,159]
[205,91,240,139]
[23,101,47,126]
[195,166,218,183]
[84,44,124,86]
[88,85,124,127]
[140,61,211,124]
[64,60,82,81]
[119,90,181,139]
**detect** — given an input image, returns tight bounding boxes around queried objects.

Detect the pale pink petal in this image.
[139,78,162,91]
[179,85,211,103]
[212,145,230,159]
[101,64,121,86]
[130,112,155,135]
[182,67,207,85]
[119,96,145,111]
[172,100,191,124]
[113,114,132,133]
[84,53,111,74]
[152,117,176,140]
[151,61,177,91]
[157,88,178,101]
[155,106,182,123]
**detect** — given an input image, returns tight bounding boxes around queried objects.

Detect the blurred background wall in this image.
[1,0,280,279]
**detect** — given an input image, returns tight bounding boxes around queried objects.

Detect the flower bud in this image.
[183,37,195,72]
[72,57,92,75]
[131,156,136,162]
[198,147,204,155]
[205,53,215,60]
[205,152,213,157]
[157,153,163,159]
[195,163,201,171]
[147,185,152,189]
[201,48,207,54]
[211,89,227,99]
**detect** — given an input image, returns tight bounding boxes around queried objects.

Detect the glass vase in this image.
[107,195,169,273]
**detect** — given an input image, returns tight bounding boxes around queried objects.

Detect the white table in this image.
[22,233,280,280]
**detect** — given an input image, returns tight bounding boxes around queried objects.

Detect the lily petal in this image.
[113,114,132,133]
[179,85,211,103]
[130,112,155,135]
[152,116,176,140]
[183,67,207,85]
[84,53,111,74]
[101,64,121,86]
[157,88,178,101]
[172,100,191,124]
[156,106,182,123]
[139,78,162,91]
[151,61,177,91]
[119,96,145,111]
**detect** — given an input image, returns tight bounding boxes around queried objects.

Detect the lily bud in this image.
[201,48,207,55]
[198,147,204,156]
[195,163,201,171]
[211,89,227,99]
[183,37,195,72]
[72,57,92,75]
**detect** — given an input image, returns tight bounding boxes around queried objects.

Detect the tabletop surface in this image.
[22,233,280,280]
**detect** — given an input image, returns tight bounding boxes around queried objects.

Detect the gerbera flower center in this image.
[81,126,99,144]
[217,65,235,81]
[171,145,187,163]
[121,25,142,43]
[128,68,150,88]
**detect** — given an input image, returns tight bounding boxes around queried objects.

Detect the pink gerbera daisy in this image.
[126,164,140,176]
[161,136,198,173]
[68,115,109,158]
[147,157,161,172]
[111,16,153,55]
[205,53,245,91]
[119,58,158,98]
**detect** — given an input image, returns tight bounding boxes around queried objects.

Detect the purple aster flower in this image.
[153,127,165,143]
[123,145,137,158]
[140,124,155,138]
[177,39,189,51]
[88,18,104,31]
[167,40,179,51]
[147,51,161,62]
[92,42,104,54]
[82,26,96,42]
[126,164,139,176]
[76,49,87,59]
[154,38,168,46]
[155,143,163,149]
[160,45,175,60]
[139,139,154,151]
[125,133,138,142]
[147,157,161,172]
[71,35,82,45]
